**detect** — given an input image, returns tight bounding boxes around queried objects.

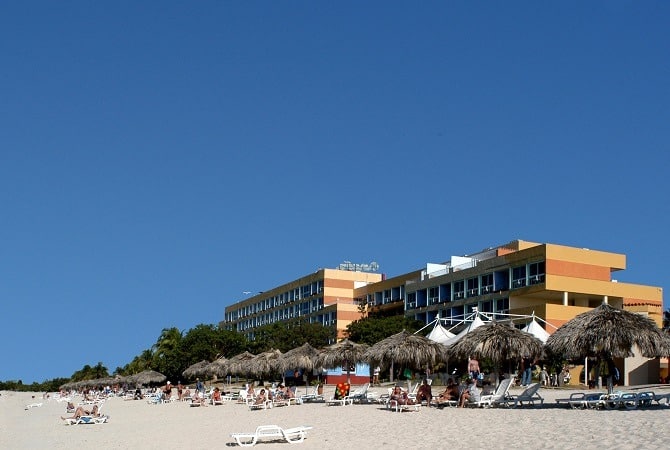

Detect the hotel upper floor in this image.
[222,240,665,339]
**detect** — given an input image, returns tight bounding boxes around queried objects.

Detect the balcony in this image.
[512,279,527,289]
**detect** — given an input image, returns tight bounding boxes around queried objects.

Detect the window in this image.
[512,266,526,288]
[407,292,417,309]
[528,261,546,285]
[429,286,439,304]
[453,280,465,299]
[480,273,493,293]
[467,277,479,297]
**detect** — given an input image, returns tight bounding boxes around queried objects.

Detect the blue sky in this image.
[1,1,668,384]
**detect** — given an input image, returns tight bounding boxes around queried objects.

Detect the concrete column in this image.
[563,291,568,306]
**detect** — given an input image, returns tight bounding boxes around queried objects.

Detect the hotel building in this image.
[222,240,665,385]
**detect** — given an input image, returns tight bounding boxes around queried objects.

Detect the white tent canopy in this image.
[426,321,456,344]
[522,317,551,343]
[443,314,487,346]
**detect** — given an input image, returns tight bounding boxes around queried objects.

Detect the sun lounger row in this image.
[556,390,670,409]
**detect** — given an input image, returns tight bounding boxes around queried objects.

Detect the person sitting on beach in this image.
[458,377,481,408]
[436,378,460,403]
[61,404,100,421]
[211,387,222,404]
[191,389,207,406]
[253,389,267,405]
[279,384,295,399]
[390,386,413,406]
[415,378,433,406]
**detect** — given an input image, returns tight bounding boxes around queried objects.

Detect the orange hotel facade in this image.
[222,240,665,386]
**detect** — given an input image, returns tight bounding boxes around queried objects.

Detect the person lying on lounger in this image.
[61,404,100,421]
[436,378,460,403]
[253,389,267,405]
[390,386,414,405]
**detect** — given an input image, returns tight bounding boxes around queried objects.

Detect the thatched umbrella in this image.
[225,351,256,376]
[278,343,322,391]
[316,339,369,383]
[279,343,320,373]
[364,330,449,381]
[248,349,283,377]
[545,302,669,393]
[182,360,211,380]
[126,370,167,386]
[448,321,544,385]
[205,356,229,378]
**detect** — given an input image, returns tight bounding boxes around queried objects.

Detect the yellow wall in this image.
[545,244,626,270]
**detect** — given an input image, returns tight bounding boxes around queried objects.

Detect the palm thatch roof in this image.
[364,330,449,369]
[247,349,283,376]
[182,360,211,380]
[205,356,229,377]
[278,343,320,372]
[126,370,167,386]
[545,303,669,360]
[225,351,256,376]
[448,322,544,363]
[316,339,369,369]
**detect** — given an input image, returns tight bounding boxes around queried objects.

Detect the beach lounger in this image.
[653,392,670,406]
[230,425,312,446]
[25,402,43,409]
[300,386,325,403]
[325,395,354,406]
[249,399,273,410]
[472,377,514,408]
[347,383,370,403]
[555,392,604,409]
[65,415,109,425]
[389,400,420,412]
[603,391,656,410]
[509,383,544,408]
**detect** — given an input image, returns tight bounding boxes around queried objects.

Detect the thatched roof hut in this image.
[278,343,320,373]
[182,360,211,380]
[448,321,544,363]
[545,303,668,360]
[364,330,449,369]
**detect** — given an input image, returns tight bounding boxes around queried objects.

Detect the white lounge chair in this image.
[347,383,370,403]
[325,395,353,406]
[510,383,544,407]
[300,385,325,403]
[64,415,109,425]
[230,425,312,446]
[653,391,670,406]
[555,392,604,409]
[473,377,515,408]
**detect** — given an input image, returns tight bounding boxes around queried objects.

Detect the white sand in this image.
[2,385,669,449]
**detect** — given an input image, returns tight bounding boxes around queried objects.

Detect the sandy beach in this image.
[2,384,669,450]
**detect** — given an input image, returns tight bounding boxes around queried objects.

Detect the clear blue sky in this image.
[2,1,668,384]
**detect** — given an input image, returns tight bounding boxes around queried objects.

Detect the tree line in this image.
[0,315,423,392]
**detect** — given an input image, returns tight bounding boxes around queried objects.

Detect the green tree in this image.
[152,327,184,381]
[70,362,109,382]
[180,324,246,365]
[249,320,335,352]
[346,315,424,345]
